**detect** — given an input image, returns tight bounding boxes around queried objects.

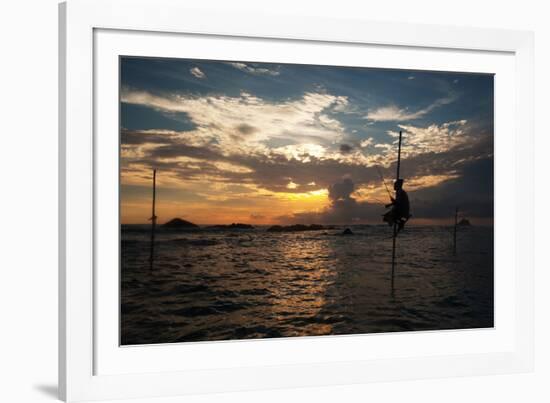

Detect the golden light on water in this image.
[264,236,336,336]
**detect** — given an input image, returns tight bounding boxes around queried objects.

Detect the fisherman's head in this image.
[394,179,404,190]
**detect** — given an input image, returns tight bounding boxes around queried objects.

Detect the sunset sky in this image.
[120,57,494,225]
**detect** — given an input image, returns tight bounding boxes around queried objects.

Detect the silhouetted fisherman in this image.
[383,179,411,233]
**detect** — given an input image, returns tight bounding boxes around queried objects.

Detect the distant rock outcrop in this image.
[207,223,254,230]
[267,224,325,232]
[457,218,471,226]
[342,228,354,235]
[163,218,199,229]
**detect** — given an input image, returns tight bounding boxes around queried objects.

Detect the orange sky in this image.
[121,179,332,225]
[120,172,491,226]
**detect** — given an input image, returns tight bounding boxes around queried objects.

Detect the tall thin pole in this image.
[149,169,157,270]
[391,224,397,289]
[453,206,458,255]
[396,131,403,180]
[391,131,403,289]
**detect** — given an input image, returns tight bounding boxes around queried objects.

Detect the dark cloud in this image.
[408,157,493,219]
[121,129,174,145]
[328,178,354,201]
[339,144,353,154]
[151,144,222,160]
[236,123,258,135]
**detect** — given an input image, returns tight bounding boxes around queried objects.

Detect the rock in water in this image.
[342,228,354,235]
[458,218,471,226]
[163,218,199,228]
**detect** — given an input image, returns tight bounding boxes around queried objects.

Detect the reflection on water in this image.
[120,225,493,345]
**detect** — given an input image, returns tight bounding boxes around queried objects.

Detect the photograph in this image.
[119,57,494,346]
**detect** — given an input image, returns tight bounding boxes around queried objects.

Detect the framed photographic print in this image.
[59,0,534,401]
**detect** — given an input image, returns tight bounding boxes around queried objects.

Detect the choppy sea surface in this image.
[121,224,493,345]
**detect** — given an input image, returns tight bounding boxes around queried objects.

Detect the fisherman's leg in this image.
[383,211,393,226]
[397,219,405,232]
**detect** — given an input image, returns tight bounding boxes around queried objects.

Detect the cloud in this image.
[228,62,280,76]
[396,120,470,157]
[286,180,299,190]
[119,115,488,197]
[121,90,473,176]
[189,67,206,79]
[121,129,178,145]
[328,177,354,202]
[121,89,349,158]
[235,123,258,135]
[272,144,327,161]
[360,137,374,148]
[339,144,353,154]
[365,96,455,122]
[408,157,493,219]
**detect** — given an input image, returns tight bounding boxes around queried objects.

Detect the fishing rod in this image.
[375,165,393,200]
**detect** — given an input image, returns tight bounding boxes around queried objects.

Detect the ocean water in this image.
[120,224,493,345]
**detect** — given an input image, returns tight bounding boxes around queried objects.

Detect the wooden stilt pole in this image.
[453,206,458,255]
[391,131,403,289]
[391,223,397,290]
[149,169,157,270]
[396,131,403,181]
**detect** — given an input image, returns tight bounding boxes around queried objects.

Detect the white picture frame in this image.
[59,0,534,401]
